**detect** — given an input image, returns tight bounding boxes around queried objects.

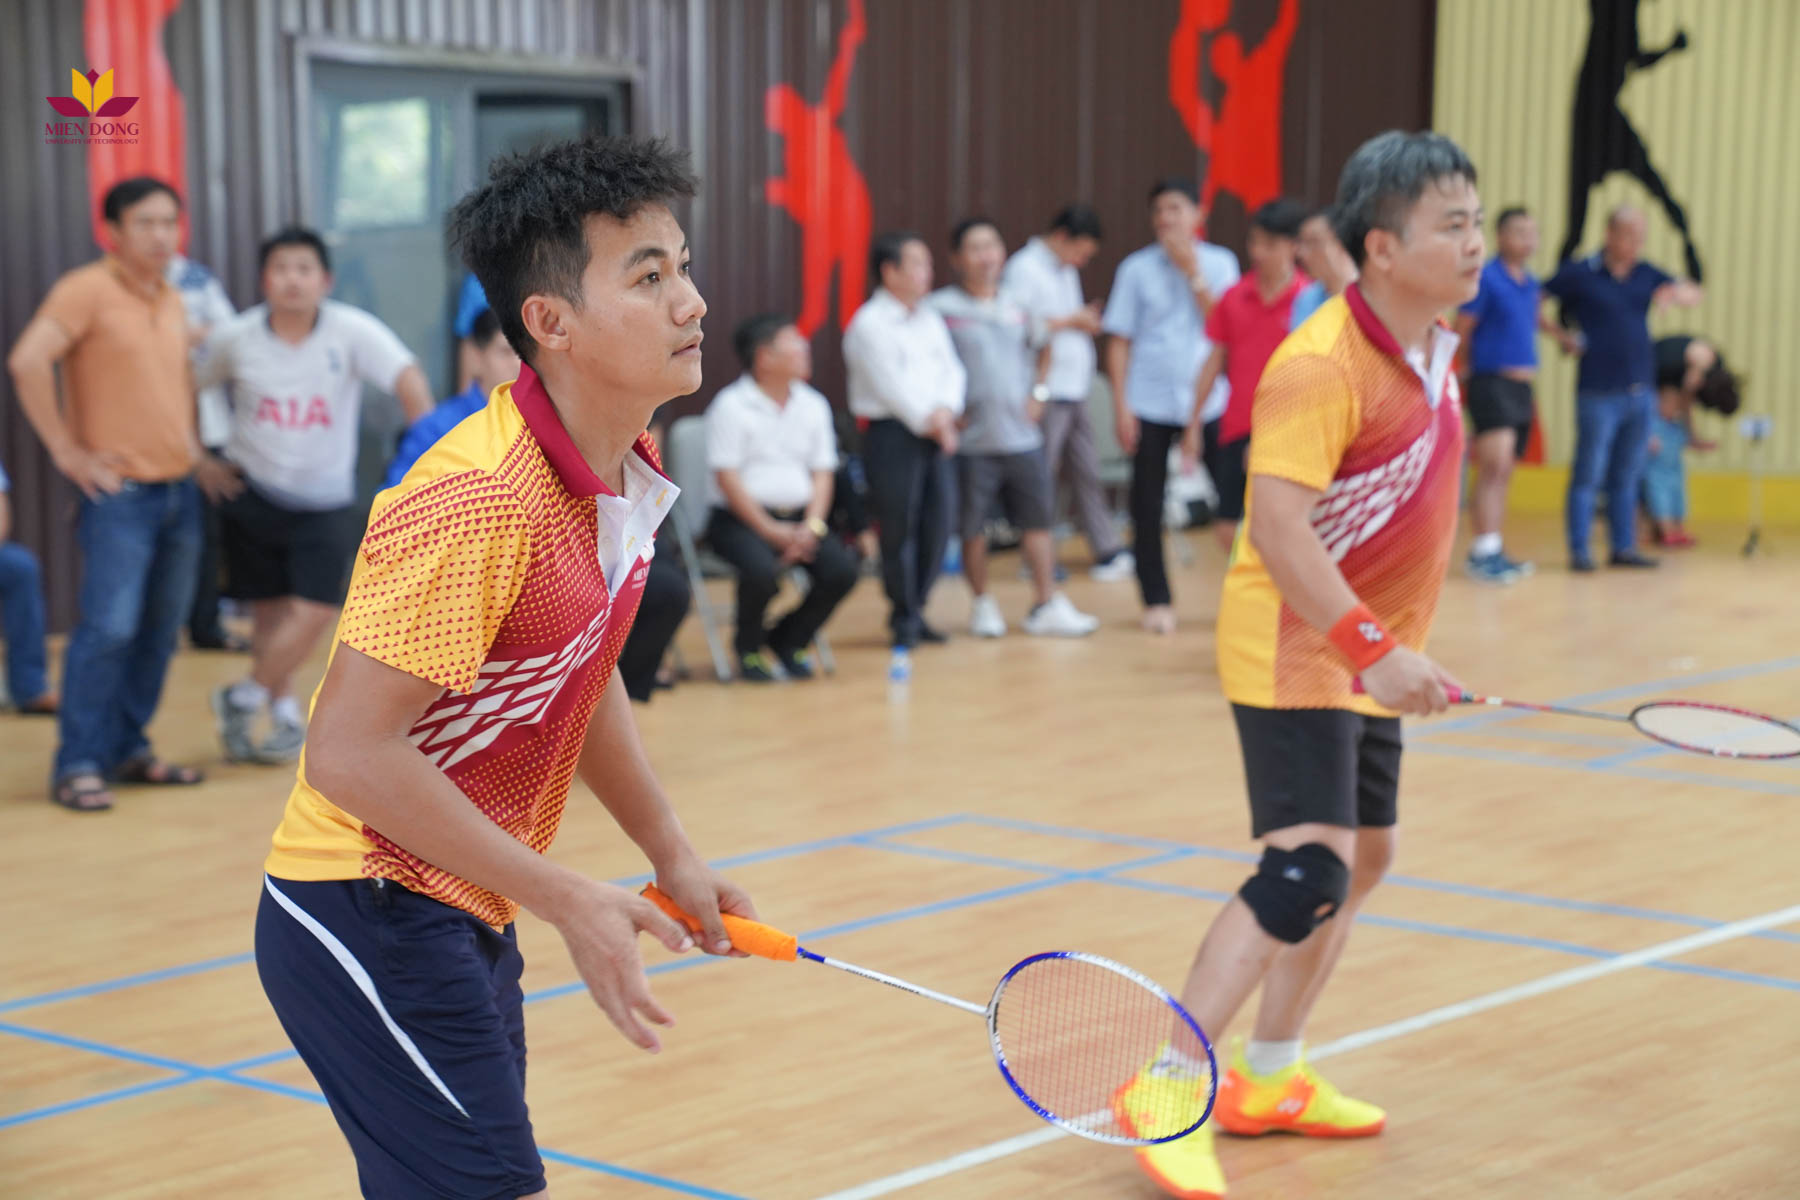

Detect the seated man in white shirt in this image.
[843,232,966,649]
[706,315,859,682]
[196,228,432,763]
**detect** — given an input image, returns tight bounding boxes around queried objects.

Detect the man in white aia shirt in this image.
[843,232,966,649]
[196,228,432,763]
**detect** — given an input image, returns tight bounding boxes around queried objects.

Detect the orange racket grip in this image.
[640,884,798,962]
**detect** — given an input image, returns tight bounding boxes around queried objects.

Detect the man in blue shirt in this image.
[1102,177,1240,635]
[1454,207,1580,583]
[383,307,520,490]
[1544,205,1700,570]
[0,460,55,714]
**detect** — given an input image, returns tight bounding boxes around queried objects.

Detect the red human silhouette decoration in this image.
[1168,0,1300,213]
[764,0,872,338]
[83,0,189,248]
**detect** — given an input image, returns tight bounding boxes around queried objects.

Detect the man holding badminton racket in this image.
[252,136,755,1200]
[1119,130,1479,1198]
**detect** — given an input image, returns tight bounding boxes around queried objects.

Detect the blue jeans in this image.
[1566,386,1653,558]
[0,541,50,704]
[1641,414,1689,521]
[55,479,203,781]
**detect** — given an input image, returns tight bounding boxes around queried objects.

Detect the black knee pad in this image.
[1237,843,1350,944]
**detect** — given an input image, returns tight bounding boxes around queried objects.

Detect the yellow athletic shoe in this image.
[1211,1040,1385,1138]
[1113,1049,1224,1199]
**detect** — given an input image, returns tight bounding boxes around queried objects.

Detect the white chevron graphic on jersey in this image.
[407,594,617,771]
[1309,420,1438,562]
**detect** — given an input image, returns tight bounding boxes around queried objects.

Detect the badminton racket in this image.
[641,884,1216,1145]
[1449,690,1800,760]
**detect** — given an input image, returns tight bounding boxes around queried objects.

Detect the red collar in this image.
[1343,282,1450,355]
[508,363,664,498]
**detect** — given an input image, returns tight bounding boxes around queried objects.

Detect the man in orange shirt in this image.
[254,136,755,1199]
[1117,131,1479,1199]
[7,177,218,812]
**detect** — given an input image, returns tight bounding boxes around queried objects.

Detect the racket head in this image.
[1628,701,1800,760]
[985,951,1217,1146]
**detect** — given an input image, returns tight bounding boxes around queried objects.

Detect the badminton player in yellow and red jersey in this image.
[1116,131,1481,1198]
[254,136,755,1200]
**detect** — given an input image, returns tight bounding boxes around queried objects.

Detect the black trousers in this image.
[187,493,226,644]
[707,507,859,658]
[862,419,954,645]
[617,550,691,702]
[1129,418,1186,607]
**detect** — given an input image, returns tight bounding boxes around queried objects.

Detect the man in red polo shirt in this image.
[1182,199,1309,550]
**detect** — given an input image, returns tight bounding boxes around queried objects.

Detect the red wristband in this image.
[1328,604,1396,671]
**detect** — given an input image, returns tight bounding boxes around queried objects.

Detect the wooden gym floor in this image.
[3,514,1797,1198]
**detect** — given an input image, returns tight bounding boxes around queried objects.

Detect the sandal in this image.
[113,756,207,786]
[17,695,58,716]
[51,775,115,813]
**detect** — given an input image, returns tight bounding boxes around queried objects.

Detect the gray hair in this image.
[1331,130,1478,269]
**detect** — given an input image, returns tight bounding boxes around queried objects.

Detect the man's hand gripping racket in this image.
[641,885,1218,1145]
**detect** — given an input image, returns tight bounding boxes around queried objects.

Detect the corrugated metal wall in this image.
[1434,0,1800,475]
[4,0,1432,626]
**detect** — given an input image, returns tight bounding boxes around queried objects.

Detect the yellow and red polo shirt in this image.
[1218,285,1464,715]
[264,363,676,926]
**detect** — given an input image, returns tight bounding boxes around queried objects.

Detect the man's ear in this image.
[521,295,570,354]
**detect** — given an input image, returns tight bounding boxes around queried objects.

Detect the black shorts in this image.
[958,449,1054,540]
[1465,374,1535,448]
[219,487,362,606]
[1231,703,1403,838]
[1205,426,1249,522]
[256,877,544,1199]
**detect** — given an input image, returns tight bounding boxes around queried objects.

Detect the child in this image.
[1645,335,1740,547]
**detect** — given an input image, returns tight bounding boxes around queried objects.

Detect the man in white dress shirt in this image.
[842,232,966,649]
[705,314,859,681]
[1001,204,1132,581]
[1102,177,1240,634]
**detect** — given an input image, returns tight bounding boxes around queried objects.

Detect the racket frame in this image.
[1455,691,1800,760]
[986,950,1218,1146]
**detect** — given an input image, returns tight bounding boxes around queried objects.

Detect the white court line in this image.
[810,903,1800,1200]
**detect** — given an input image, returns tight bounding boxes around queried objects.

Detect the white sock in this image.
[1150,1043,1212,1079]
[228,679,269,710]
[1470,532,1503,558]
[1244,1038,1303,1077]
[270,696,304,727]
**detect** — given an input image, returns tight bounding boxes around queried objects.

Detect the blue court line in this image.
[1421,655,1800,735]
[0,814,975,1018]
[1096,875,1800,993]
[0,951,259,1017]
[0,1074,196,1130]
[538,1150,753,1200]
[944,815,1800,944]
[1404,740,1800,797]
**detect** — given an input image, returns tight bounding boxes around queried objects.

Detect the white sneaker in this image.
[1090,551,1136,582]
[1024,592,1100,637]
[970,593,1008,638]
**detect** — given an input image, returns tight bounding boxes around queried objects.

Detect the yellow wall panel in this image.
[1433,0,1800,482]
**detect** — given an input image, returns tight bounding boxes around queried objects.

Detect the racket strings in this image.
[990,954,1213,1143]
[1631,702,1800,758]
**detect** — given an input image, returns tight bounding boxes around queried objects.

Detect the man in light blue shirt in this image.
[1102,177,1239,633]
[384,307,520,490]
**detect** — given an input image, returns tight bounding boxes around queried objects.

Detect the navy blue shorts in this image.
[256,875,546,1199]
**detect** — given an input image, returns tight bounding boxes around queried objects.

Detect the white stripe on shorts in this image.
[263,875,470,1118]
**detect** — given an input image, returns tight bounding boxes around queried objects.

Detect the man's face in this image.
[1055,233,1099,270]
[760,325,812,381]
[952,223,1007,292]
[1151,190,1201,242]
[473,334,521,393]
[1605,210,1645,266]
[107,190,180,274]
[1295,215,1337,279]
[1369,175,1486,310]
[1247,227,1295,280]
[1497,213,1538,261]
[530,203,707,403]
[262,246,331,316]
[883,240,934,306]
